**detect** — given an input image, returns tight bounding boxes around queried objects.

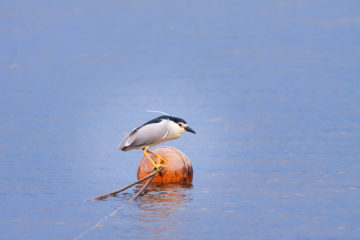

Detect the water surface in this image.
[0,1,359,239]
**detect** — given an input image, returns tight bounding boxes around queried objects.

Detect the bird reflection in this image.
[132,183,193,233]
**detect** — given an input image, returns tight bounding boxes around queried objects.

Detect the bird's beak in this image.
[185,126,196,134]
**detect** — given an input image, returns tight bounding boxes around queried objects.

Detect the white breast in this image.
[164,120,184,141]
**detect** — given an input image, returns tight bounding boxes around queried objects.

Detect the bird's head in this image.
[166,116,196,135]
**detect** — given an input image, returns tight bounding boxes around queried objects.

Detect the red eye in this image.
[178,123,183,127]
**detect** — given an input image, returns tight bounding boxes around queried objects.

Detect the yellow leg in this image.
[147,149,167,166]
[143,147,166,170]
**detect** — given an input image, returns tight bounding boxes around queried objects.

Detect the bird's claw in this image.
[153,156,167,170]
[143,148,167,170]
[152,163,166,171]
[156,156,167,165]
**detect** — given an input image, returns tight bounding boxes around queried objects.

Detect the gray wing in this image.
[118,120,168,151]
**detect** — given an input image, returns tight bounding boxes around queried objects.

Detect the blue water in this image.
[1,1,359,239]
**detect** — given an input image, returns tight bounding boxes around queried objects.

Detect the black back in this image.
[142,115,187,126]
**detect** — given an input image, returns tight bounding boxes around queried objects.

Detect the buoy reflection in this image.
[133,183,193,232]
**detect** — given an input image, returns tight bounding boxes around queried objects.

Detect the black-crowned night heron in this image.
[118,115,196,169]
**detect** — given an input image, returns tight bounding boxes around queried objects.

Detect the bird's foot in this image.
[147,149,167,167]
[155,155,167,166]
[152,163,166,171]
[153,155,167,170]
[143,147,166,171]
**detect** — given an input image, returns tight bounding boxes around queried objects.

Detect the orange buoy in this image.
[137,146,193,184]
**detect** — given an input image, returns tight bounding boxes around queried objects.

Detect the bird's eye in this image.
[178,123,183,127]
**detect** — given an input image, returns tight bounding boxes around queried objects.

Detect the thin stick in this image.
[75,167,162,240]
[88,166,164,201]
[128,173,155,202]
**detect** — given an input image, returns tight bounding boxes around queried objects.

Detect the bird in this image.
[118,115,196,169]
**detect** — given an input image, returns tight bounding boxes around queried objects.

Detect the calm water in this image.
[1,1,360,239]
